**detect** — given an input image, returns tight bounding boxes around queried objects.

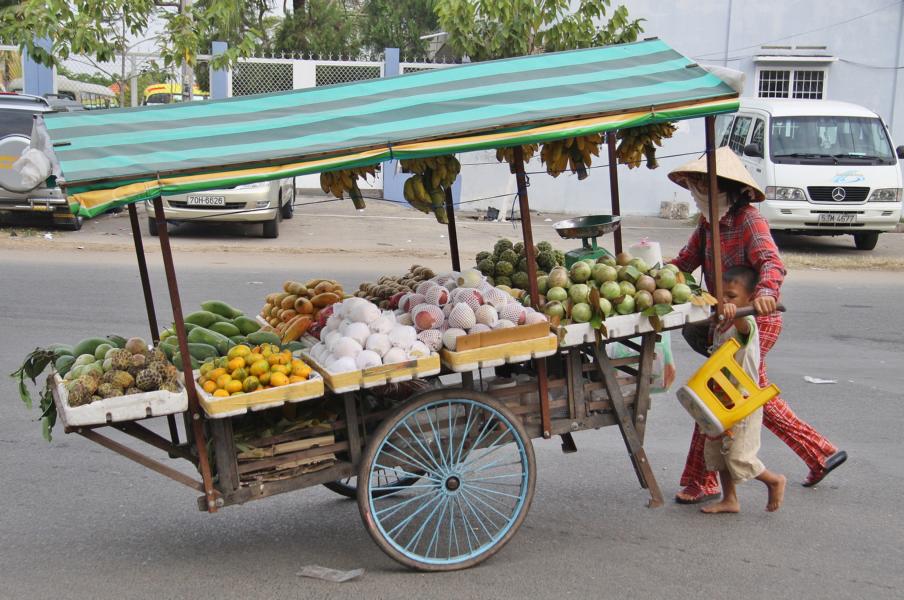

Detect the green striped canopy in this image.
[41,38,738,217]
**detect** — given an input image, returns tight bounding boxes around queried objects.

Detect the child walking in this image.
[702,266,786,514]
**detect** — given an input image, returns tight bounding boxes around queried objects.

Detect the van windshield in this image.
[0,109,38,136]
[770,116,895,165]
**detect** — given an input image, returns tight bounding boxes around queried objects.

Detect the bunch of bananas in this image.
[494,144,538,173]
[615,123,676,169]
[400,155,461,224]
[320,165,377,209]
[539,134,603,180]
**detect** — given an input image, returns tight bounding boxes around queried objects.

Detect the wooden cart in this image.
[41,40,738,571]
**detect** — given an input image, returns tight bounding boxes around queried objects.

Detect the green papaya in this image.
[229,335,247,346]
[232,316,261,335]
[187,326,234,356]
[284,341,306,352]
[246,331,282,347]
[106,334,127,348]
[47,343,74,357]
[200,300,244,319]
[54,355,76,377]
[184,311,225,328]
[173,352,200,372]
[209,321,241,338]
[73,337,114,357]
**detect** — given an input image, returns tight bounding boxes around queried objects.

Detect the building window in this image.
[757,68,826,99]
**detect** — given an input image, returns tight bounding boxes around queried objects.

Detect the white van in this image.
[716,99,904,250]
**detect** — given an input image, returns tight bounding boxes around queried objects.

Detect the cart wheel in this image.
[323,469,423,499]
[358,388,535,571]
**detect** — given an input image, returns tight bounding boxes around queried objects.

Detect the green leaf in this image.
[590,313,603,330]
[624,265,642,280]
[683,272,698,286]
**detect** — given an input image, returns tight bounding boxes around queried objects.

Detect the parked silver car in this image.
[146,178,295,238]
[0,93,81,229]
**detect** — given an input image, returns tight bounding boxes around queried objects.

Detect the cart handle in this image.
[723,303,787,320]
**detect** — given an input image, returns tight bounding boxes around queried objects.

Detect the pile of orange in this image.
[198,343,312,398]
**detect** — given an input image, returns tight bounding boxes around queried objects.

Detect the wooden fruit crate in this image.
[301,352,441,394]
[196,372,325,419]
[441,333,559,373]
[233,423,338,485]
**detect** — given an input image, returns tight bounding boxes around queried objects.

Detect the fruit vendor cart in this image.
[29,38,740,571]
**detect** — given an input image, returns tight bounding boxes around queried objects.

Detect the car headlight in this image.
[234,181,270,190]
[765,186,806,201]
[867,188,902,202]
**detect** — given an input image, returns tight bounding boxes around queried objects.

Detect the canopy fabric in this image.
[41,38,739,217]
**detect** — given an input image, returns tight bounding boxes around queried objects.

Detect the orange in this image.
[270,364,289,376]
[208,367,227,380]
[227,357,246,371]
[259,372,271,386]
[267,354,282,366]
[215,374,232,389]
[242,376,261,393]
[269,372,289,387]
[212,389,229,398]
[288,375,306,384]
[291,360,311,378]
[249,360,270,377]
[230,391,244,396]
[231,367,248,382]
[199,362,215,376]
[202,380,217,394]
[225,379,243,393]
[227,345,251,360]
[248,352,264,364]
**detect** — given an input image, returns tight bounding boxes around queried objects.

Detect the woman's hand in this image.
[753,295,777,315]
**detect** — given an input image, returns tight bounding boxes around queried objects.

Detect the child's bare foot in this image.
[766,475,786,512]
[701,497,740,514]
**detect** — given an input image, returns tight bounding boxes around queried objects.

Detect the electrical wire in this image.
[693,0,903,60]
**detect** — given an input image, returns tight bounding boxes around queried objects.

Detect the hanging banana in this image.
[494,144,538,174]
[319,165,378,209]
[615,122,676,170]
[400,155,461,224]
[538,134,602,179]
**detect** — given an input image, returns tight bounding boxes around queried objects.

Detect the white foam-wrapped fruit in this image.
[448,304,477,330]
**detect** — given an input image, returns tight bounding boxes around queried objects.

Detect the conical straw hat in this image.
[668,146,765,202]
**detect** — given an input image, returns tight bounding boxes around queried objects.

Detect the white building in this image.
[459,0,904,216]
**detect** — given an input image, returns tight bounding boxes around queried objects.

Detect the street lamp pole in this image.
[181,0,194,102]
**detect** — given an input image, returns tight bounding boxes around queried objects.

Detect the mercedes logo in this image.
[831,187,847,201]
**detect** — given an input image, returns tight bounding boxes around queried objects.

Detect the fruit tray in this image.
[51,373,188,428]
[196,371,324,419]
[441,334,559,373]
[301,352,441,394]
[556,302,711,347]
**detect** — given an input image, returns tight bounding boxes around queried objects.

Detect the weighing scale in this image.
[553,215,621,267]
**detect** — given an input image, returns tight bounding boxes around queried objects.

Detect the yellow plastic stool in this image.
[676,337,780,436]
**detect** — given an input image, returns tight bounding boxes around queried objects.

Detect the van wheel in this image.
[262,214,279,238]
[280,188,294,220]
[853,232,878,251]
[54,214,82,231]
[148,217,159,236]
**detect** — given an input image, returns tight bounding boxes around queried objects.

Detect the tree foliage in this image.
[0,0,259,72]
[435,0,644,62]
[273,0,361,57]
[360,0,439,57]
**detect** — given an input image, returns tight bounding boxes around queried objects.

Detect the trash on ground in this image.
[803,376,837,384]
[297,565,364,583]
[43,232,53,240]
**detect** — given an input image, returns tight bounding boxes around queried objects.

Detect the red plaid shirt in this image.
[672,205,785,299]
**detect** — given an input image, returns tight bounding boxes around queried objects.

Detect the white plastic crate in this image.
[52,374,187,427]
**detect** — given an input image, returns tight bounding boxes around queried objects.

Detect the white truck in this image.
[716,98,904,250]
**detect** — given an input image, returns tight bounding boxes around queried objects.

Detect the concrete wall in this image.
[458,0,904,216]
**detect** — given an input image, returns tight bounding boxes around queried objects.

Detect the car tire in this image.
[853,231,879,251]
[148,217,160,237]
[54,214,82,231]
[280,188,294,220]
[262,213,280,238]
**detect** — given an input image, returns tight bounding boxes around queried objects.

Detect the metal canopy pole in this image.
[513,146,551,438]
[606,132,623,255]
[444,187,461,271]
[151,196,218,512]
[704,117,724,310]
[127,202,179,445]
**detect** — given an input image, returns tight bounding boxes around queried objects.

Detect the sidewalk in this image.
[1,195,902,270]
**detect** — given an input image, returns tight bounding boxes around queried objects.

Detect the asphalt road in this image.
[1,249,902,600]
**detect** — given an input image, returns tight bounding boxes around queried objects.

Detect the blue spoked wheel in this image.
[358,389,536,571]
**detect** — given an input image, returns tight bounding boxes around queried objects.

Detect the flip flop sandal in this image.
[802,450,848,487]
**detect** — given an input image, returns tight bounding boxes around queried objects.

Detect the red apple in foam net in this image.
[388,291,407,310]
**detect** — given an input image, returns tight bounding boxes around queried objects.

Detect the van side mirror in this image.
[896,145,904,159]
[743,143,764,158]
